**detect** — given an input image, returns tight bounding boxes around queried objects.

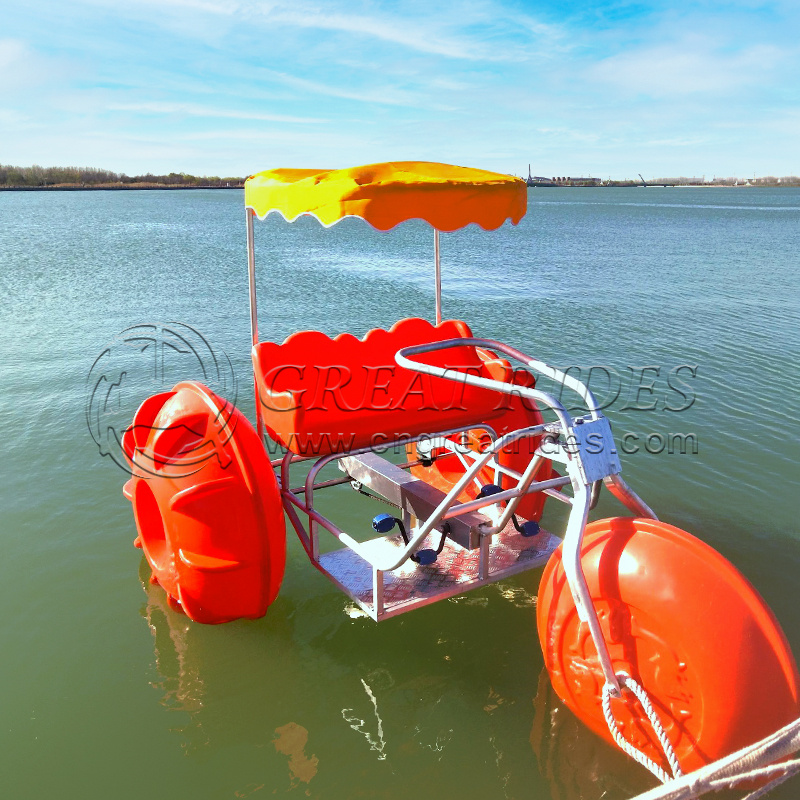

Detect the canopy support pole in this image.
[246,208,265,442]
[434,228,442,325]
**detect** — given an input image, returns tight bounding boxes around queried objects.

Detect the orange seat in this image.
[252,318,512,456]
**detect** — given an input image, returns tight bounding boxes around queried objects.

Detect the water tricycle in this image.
[120,162,799,784]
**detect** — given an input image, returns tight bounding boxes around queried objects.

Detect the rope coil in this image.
[602,673,683,784]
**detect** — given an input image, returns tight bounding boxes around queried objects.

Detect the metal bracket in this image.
[568,415,622,484]
[340,452,491,549]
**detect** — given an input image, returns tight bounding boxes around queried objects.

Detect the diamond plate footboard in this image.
[316,519,561,621]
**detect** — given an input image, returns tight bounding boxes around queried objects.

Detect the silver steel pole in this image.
[561,482,621,695]
[246,208,258,347]
[434,228,442,325]
[245,208,265,442]
[603,473,658,519]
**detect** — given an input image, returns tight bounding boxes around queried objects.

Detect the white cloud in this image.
[260,8,482,59]
[2,1,798,177]
[0,39,54,92]
[590,40,784,97]
[145,0,240,12]
[0,38,27,70]
[0,108,31,126]
[643,137,709,148]
[256,2,552,61]
[74,0,244,15]
[259,69,427,108]
[534,127,602,144]
[106,102,326,123]
[50,0,543,60]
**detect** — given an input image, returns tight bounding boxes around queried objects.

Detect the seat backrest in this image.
[252,317,511,456]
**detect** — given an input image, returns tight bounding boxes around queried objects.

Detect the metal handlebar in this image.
[396,336,644,696]
[395,337,603,421]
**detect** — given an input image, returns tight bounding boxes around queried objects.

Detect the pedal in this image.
[518,520,540,538]
[413,549,438,565]
[372,513,399,534]
[480,483,539,537]
[371,514,445,566]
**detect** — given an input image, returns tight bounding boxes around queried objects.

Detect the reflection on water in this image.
[139,557,326,794]
[531,668,655,800]
[137,555,560,795]
[342,679,388,761]
[139,544,658,798]
[139,559,206,718]
[273,723,319,788]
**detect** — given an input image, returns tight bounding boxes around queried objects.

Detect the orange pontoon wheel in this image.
[122,381,286,624]
[537,517,800,774]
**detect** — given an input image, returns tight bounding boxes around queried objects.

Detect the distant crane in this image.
[636,173,676,187]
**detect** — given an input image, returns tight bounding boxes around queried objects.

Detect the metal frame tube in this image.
[603,473,657,519]
[245,208,265,442]
[480,453,549,533]
[396,337,603,419]
[303,423,499,514]
[562,483,621,693]
[327,424,549,572]
[434,229,442,324]
[441,474,571,519]
[373,568,385,618]
[278,424,497,561]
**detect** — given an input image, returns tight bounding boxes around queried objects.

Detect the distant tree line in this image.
[651,176,800,186]
[622,176,800,187]
[0,164,245,188]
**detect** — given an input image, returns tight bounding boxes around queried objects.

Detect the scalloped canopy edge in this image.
[244,161,527,231]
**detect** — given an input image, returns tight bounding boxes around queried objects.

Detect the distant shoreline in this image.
[527,183,798,188]
[526,181,799,188]
[3,182,799,193]
[4,183,799,193]
[0,184,244,192]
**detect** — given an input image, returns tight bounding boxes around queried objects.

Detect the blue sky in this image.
[1,0,798,178]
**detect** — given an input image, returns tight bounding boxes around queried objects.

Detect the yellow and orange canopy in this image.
[244,161,527,231]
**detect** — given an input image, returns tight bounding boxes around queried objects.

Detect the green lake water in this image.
[1,187,798,799]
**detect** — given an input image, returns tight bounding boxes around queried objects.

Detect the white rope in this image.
[627,716,800,800]
[737,759,800,800]
[602,673,683,784]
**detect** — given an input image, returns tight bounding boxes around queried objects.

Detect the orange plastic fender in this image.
[537,517,800,774]
[121,381,286,624]
[408,362,551,522]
